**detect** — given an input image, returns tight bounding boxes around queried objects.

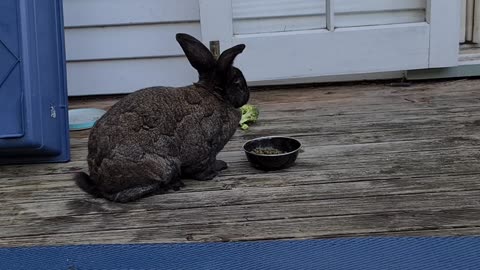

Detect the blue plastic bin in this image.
[0,0,70,165]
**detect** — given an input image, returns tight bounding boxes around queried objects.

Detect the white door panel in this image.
[232,23,430,81]
[461,0,467,43]
[231,0,427,34]
[466,0,475,41]
[427,0,461,67]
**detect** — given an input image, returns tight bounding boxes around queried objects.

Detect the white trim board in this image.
[406,64,480,80]
[247,71,405,87]
[474,0,480,43]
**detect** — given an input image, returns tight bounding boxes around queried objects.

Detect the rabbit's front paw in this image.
[214,160,228,171]
[192,168,218,181]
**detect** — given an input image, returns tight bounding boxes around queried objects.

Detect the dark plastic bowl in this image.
[243,136,302,171]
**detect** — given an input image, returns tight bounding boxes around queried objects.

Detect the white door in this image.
[199,0,460,83]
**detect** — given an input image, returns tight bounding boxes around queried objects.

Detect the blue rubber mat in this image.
[1,237,480,270]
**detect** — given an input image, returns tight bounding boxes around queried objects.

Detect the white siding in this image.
[63,0,199,27]
[63,0,201,96]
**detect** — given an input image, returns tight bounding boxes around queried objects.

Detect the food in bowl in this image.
[251,148,285,155]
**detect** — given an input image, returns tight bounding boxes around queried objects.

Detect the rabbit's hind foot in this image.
[191,169,218,181]
[182,159,228,181]
[102,182,167,203]
[170,179,185,191]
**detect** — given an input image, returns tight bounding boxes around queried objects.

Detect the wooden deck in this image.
[2,79,480,248]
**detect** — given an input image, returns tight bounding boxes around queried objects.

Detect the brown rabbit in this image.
[74,33,249,203]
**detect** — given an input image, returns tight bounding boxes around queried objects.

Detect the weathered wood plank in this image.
[66,79,480,114]
[4,132,480,177]
[70,135,480,160]
[66,113,480,148]
[66,121,480,158]
[3,142,480,178]
[2,207,480,248]
[2,173,480,218]
[1,189,480,240]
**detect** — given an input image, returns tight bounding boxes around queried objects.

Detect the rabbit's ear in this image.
[176,33,216,74]
[217,44,246,73]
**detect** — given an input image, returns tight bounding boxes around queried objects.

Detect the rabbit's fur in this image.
[74,33,249,203]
